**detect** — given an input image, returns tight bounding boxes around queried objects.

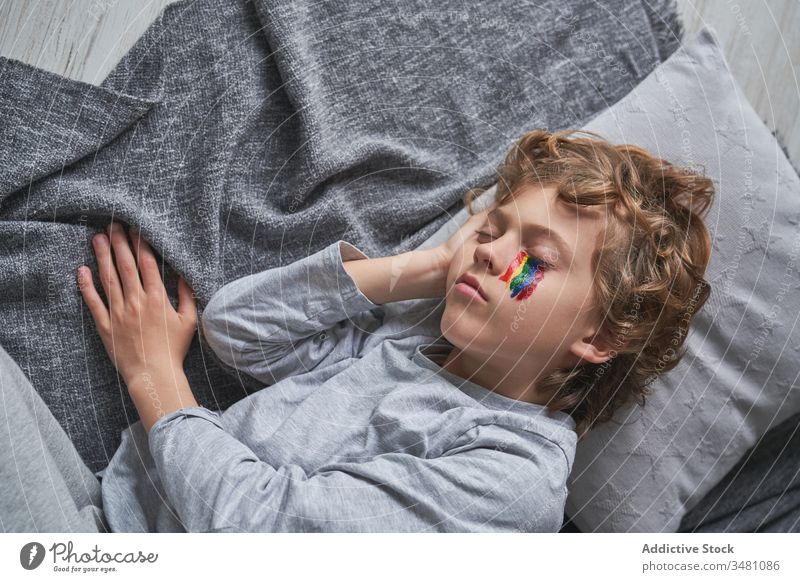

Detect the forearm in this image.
[342,246,448,305]
[127,369,198,433]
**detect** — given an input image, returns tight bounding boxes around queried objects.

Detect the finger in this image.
[92,231,124,311]
[129,227,164,296]
[177,276,198,324]
[107,222,143,299]
[77,266,111,331]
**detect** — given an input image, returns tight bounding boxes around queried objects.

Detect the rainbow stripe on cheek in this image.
[499,250,545,301]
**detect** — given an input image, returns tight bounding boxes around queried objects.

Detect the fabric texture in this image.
[98,239,577,532]
[0,344,107,533]
[0,0,682,476]
[575,25,800,533]
[677,410,800,533]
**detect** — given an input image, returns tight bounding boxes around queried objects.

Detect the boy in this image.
[75,128,714,533]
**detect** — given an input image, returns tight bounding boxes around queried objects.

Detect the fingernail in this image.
[94,234,106,245]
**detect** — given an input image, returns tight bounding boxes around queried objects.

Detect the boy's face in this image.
[441,183,614,386]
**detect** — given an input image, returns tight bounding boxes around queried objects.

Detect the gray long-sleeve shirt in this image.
[97,239,578,532]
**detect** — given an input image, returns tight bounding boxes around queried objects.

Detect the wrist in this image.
[125,366,187,395]
[126,368,199,434]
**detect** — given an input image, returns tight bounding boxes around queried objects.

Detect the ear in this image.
[568,326,617,365]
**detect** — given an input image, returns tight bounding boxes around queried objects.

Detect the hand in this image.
[77,222,198,387]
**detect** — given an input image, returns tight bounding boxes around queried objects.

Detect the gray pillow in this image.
[416,25,800,532]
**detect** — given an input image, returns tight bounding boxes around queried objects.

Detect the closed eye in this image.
[476,231,553,270]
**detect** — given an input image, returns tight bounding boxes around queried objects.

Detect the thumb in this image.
[177,276,197,322]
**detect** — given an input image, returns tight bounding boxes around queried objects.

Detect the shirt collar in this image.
[411,339,577,431]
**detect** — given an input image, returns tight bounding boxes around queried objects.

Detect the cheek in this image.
[496,270,566,329]
[507,280,591,342]
[497,291,567,352]
[496,250,546,302]
[448,246,470,279]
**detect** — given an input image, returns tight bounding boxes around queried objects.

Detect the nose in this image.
[473,235,516,276]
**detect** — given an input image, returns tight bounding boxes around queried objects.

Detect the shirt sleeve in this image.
[148,407,569,533]
[200,240,384,385]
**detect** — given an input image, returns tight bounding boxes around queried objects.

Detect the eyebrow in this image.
[489,205,575,266]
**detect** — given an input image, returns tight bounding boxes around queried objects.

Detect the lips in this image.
[455,272,489,302]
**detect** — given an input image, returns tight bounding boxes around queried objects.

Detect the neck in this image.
[440,344,552,406]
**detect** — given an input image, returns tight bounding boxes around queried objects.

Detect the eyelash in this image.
[476,230,554,270]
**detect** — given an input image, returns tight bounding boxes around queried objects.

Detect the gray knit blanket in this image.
[0,0,682,474]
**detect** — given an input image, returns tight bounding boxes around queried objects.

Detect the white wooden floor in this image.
[1,0,798,167]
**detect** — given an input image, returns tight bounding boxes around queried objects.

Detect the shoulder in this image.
[441,419,572,532]
[447,416,576,479]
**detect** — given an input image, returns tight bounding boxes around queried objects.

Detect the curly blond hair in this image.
[463,129,715,440]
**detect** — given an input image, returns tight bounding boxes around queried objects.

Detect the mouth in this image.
[454,272,489,304]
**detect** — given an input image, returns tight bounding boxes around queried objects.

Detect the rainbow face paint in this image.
[499,250,546,301]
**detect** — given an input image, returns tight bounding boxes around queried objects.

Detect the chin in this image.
[439,302,474,350]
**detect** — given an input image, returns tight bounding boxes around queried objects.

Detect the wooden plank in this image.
[0,0,178,85]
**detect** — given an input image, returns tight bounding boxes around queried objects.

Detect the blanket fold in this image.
[0,58,159,200]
